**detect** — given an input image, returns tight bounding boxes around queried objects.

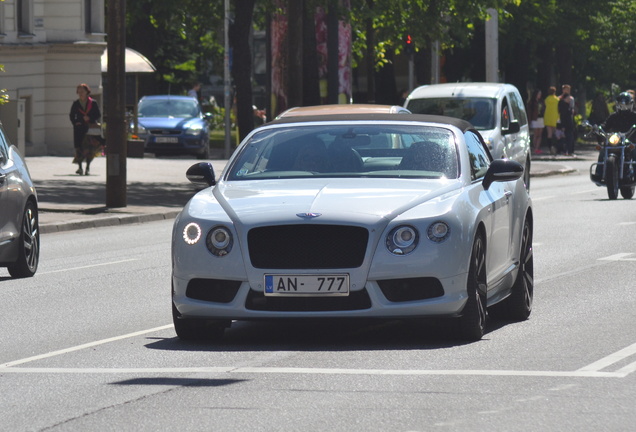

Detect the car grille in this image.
[186,278,241,303]
[149,129,180,135]
[377,277,444,302]
[248,224,368,269]
[245,288,372,311]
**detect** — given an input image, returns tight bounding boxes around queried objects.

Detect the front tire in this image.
[606,155,619,200]
[8,201,40,278]
[620,185,634,199]
[172,302,229,341]
[489,218,533,320]
[457,234,487,341]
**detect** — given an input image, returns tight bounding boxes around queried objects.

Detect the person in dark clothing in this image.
[593,92,636,180]
[588,93,610,125]
[69,83,102,175]
[603,92,636,133]
[558,93,575,155]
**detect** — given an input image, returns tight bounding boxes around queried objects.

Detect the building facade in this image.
[0,0,105,156]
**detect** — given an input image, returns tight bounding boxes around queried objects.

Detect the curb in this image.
[40,210,181,234]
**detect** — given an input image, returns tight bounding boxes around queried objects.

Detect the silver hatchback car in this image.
[0,122,40,278]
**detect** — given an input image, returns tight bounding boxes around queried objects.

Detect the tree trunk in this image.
[230,0,256,142]
[287,0,304,108]
[365,0,375,103]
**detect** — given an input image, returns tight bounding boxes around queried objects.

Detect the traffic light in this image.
[404,35,414,55]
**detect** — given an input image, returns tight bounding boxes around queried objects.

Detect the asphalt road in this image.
[1,155,635,431]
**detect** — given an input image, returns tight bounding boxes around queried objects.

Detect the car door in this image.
[465,131,511,287]
[0,131,20,256]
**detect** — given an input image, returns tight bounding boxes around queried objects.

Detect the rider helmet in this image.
[616,92,634,111]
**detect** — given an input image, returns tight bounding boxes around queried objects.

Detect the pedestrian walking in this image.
[69,83,103,175]
[528,89,545,154]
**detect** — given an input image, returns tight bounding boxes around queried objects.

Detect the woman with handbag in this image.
[69,83,103,175]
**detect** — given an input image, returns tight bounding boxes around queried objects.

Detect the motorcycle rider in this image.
[603,92,636,132]
[593,92,636,181]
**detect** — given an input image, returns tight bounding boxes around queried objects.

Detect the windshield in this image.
[407,97,496,130]
[138,98,200,118]
[226,124,458,181]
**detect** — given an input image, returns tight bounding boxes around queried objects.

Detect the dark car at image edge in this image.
[0,122,40,278]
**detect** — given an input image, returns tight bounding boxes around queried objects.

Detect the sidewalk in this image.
[27,151,590,234]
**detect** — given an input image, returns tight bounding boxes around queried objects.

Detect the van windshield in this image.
[406,97,496,130]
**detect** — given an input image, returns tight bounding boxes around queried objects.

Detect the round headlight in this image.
[386,225,419,255]
[206,226,233,257]
[427,221,450,243]
[182,222,202,245]
[609,134,621,146]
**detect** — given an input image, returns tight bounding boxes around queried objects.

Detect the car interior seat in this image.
[398,141,450,176]
[328,138,364,172]
[292,137,330,172]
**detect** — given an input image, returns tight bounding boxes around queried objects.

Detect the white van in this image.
[404,82,531,189]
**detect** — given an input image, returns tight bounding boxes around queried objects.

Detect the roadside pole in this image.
[106,0,127,207]
[223,0,232,159]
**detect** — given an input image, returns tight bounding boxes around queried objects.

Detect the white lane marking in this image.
[575,189,600,195]
[578,342,636,373]
[0,324,173,368]
[1,327,633,379]
[0,366,626,378]
[619,222,636,226]
[597,253,636,261]
[39,259,139,275]
[527,196,554,202]
[616,361,636,375]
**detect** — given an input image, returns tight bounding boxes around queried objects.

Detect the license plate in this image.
[155,137,178,143]
[264,274,349,296]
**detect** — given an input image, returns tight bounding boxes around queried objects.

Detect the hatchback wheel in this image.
[8,201,40,278]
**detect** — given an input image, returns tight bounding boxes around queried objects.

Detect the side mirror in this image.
[186,162,216,188]
[483,159,524,190]
[502,121,520,135]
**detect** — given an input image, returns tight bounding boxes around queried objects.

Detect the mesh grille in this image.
[248,224,368,269]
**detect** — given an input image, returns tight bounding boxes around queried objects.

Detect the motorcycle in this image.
[585,121,636,200]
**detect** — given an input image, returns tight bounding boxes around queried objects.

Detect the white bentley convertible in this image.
[172,113,533,342]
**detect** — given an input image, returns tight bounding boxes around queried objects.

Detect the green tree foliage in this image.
[126,0,224,94]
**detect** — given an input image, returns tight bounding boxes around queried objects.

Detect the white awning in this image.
[101,47,156,74]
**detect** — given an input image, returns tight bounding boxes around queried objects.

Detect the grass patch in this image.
[210,129,239,149]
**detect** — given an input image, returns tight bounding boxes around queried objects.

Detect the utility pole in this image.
[224,0,232,159]
[106,0,127,207]
[485,8,499,82]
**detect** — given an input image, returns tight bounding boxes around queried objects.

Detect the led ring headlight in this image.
[182,222,202,245]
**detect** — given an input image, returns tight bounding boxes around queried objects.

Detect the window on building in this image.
[85,0,105,34]
[17,0,33,35]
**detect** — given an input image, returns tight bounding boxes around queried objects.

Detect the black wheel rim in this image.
[23,206,39,272]
[473,237,487,329]
[519,222,534,310]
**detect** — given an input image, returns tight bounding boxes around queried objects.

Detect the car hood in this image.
[138,117,200,129]
[186,178,461,227]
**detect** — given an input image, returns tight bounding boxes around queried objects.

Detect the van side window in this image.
[464,131,490,181]
[509,91,528,126]
[501,99,510,130]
